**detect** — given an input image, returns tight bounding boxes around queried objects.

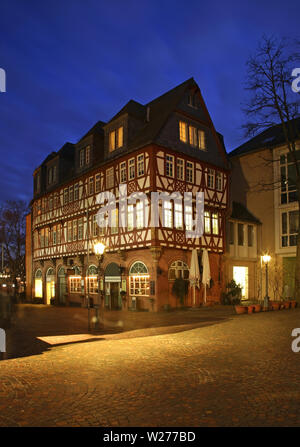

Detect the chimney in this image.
[146,106,150,122]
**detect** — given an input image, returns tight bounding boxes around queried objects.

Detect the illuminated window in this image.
[163,201,173,228]
[204,211,210,233]
[109,127,123,152]
[136,201,144,229]
[111,208,118,234]
[35,269,43,298]
[175,202,183,229]
[185,205,193,231]
[179,121,188,143]
[128,204,134,231]
[87,265,98,294]
[69,277,81,293]
[198,130,205,150]
[189,126,197,147]
[212,213,219,234]
[129,262,149,296]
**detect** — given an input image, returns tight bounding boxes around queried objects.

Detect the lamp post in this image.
[262,254,271,309]
[93,241,106,330]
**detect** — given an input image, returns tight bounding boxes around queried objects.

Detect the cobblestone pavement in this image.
[0,305,299,427]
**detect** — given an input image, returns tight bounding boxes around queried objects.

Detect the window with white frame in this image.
[69,186,73,202]
[207,169,215,188]
[186,162,194,183]
[129,262,150,296]
[212,212,219,234]
[74,183,79,201]
[136,201,144,229]
[163,201,173,228]
[89,177,94,195]
[106,167,114,189]
[87,266,98,294]
[216,172,222,191]
[281,210,299,247]
[204,211,210,233]
[166,155,174,177]
[185,205,193,231]
[95,174,100,193]
[168,260,189,280]
[73,220,77,241]
[280,151,300,204]
[175,202,183,229]
[69,276,81,293]
[137,154,145,176]
[176,158,184,180]
[78,218,83,240]
[128,204,134,231]
[120,162,127,183]
[129,158,135,180]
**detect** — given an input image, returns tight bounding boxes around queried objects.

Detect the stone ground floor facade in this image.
[27,248,226,312]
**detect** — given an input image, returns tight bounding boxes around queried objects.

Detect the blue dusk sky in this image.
[0,0,299,202]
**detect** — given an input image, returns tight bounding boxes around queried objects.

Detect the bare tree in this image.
[0,200,28,295]
[243,35,300,301]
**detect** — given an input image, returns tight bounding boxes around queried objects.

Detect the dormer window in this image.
[47,165,57,185]
[179,120,206,150]
[35,173,41,193]
[188,93,198,108]
[79,146,91,168]
[109,126,123,152]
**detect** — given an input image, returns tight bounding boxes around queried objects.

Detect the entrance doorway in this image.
[233,266,248,300]
[46,268,55,304]
[58,267,67,304]
[110,283,119,310]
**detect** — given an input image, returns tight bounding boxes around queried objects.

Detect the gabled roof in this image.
[78,120,105,142]
[230,201,261,224]
[229,117,300,158]
[108,100,145,123]
[127,78,195,151]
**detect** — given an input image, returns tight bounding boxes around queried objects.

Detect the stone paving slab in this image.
[0,305,299,427]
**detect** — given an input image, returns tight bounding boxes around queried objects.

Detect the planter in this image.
[235,305,247,315]
[271,302,280,310]
[254,304,262,312]
[290,300,297,309]
[247,305,255,314]
[280,303,285,310]
[284,301,291,309]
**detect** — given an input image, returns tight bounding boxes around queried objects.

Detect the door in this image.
[233,266,248,300]
[58,268,67,304]
[110,283,119,310]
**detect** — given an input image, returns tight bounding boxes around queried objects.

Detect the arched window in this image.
[87,265,98,294]
[129,261,149,296]
[129,262,148,275]
[168,260,189,281]
[34,269,43,297]
[46,268,54,277]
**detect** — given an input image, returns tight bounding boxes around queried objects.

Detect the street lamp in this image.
[262,254,271,309]
[93,241,106,330]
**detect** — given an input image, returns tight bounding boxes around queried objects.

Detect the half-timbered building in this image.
[26,78,230,311]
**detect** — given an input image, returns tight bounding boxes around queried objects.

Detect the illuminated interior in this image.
[233,266,248,299]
